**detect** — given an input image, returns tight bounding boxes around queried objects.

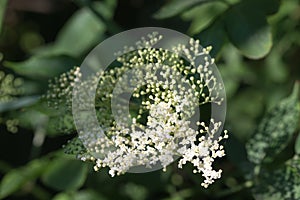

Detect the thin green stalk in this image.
[215,180,253,198]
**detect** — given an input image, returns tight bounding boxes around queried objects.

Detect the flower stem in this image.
[215,180,253,198]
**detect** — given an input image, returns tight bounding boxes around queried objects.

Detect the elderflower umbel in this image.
[48,32,228,188]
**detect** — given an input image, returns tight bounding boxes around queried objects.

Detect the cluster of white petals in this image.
[50,33,228,188]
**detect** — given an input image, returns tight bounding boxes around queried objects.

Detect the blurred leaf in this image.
[16,100,76,136]
[227,88,264,141]
[262,85,288,111]
[268,0,298,25]
[253,156,300,200]
[225,135,255,176]
[247,0,280,16]
[53,193,70,200]
[218,44,256,98]
[182,2,227,35]
[103,0,117,10]
[123,183,148,200]
[16,108,50,138]
[261,0,280,15]
[0,96,39,112]
[153,0,211,19]
[225,2,272,59]
[246,82,300,165]
[196,19,226,57]
[295,133,300,155]
[265,49,289,83]
[4,55,77,80]
[0,159,47,199]
[75,0,116,18]
[42,157,88,191]
[16,104,48,127]
[0,0,7,34]
[53,190,107,200]
[20,80,44,95]
[73,190,107,200]
[35,2,109,57]
[0,171,23,199]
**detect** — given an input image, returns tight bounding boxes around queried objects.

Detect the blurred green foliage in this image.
[0,0,300,199]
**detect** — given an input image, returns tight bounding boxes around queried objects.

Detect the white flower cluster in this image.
[46,67,81,109]
[92,100,228,188]
[49,33,228,188]
[93,101,196,175]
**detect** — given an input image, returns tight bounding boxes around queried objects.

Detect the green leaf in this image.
[264,47,289,83]
[196,19,226,57]
[42,157,88,191]
[0,159,47,199]
[0,96,40,113]
[227,88,264,141]
[34,2,108,57]
[257,0,280,16]
[53,190,107,200]
[245,0,280,16]
[253,156,300,200]
[295,133,300,155]
[123,183,148,200]
[246,82,300,165]
[4,55,77,80]
[15,100,76,136]
[153,0,210,19]
[16,105,48,128]
[268,0,299,25]
[225,2,272,59]
[182,2,227,35]
[218,44,256,98]
[0,170,24,199]
[0,0,7,34]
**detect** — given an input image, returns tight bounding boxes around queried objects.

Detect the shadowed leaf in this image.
[246,82,300,165]
[42,157,88,191]
[153,0,211,19]
[225,2,272,59]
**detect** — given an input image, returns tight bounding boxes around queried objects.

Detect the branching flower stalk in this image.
[46,33,228,188]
